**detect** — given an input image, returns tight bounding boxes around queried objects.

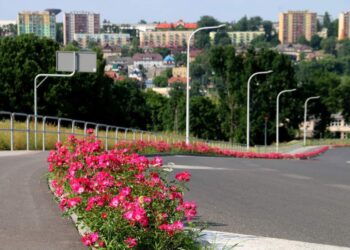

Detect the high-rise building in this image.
[64,12,100,45]
[17,9,60,40]
[338,11,350,40]
[278,11,317,44]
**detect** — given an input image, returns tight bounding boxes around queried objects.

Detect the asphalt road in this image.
[162,148,350,248]
[0,151,85,250]
[1,149,350,249]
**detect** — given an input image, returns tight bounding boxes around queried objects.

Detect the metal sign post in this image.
[33,51,96,149]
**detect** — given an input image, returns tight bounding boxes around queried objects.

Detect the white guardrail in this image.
[0,111,305,153]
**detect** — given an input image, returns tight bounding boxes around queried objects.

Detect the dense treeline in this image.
[1,34,350,145]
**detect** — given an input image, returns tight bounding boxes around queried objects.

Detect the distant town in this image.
[1,9,350,140]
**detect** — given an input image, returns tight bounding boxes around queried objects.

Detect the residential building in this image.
[338,11,350,40]
[139,30,194,48]
[278,11,317,44]
[17,9,60,40]
[172,66,187,78]
[276,44,313,61]
[301,113,350,139]
[329,113,350,139]
[73,33,130,48]
[209,31,264,46]
[64,11,100,45]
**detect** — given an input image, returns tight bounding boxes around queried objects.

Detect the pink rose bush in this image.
[48,133,200,250]
[115,140,329,160]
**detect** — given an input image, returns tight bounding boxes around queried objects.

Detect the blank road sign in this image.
[56,51,97,73]
[77,52,97,73]
[56,51,76,72]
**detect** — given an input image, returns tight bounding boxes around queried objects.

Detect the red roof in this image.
[168,76,187,84]
[156,23,173,29]
[156,20,198,30]
[184,23,198,29]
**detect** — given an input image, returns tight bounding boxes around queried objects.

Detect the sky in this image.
[0,0,349,23]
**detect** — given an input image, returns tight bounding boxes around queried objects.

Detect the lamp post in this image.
[246,70,273,150]
[264,116,269,148]
[186,24,226,145]
[276,88,296,152]
[304,96,320,146]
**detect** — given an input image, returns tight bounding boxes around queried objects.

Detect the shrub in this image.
[48,132,200,250]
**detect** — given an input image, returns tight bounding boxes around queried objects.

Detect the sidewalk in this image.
[201,230,350,250]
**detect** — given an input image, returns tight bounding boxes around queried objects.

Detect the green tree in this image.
[0,34,59,113]
[163,83,186,132]
[310,35,322,50]
[337,39,350,58]
[153,47,171,58]
[214,31,231,46]
[297,35,310,45]
[174,53,187,66]
[321,37,337,55]
[56,22,63,44]
[209,46,299,144]
[144,90,168,131]
[190,96,221,139]
[195,16,220,49]
[153,75,168,87]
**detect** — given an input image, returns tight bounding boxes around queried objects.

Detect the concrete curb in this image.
[200,230,350,250]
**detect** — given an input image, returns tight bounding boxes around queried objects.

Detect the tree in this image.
[139,19,147,24]
[297,35,310,46]
[144,90,168,131]
[163,83,186,132]
[323,12,331,30]
[174,53,187,66]
[209,46,299,144]
[0,34,59,113]
[153,47,171,58]
[327,19,339,38]
[153,75,168,87]
[310,35,322,50]
[321,37,337,55]
[337,39,350,58]
[195,16,220,49]
[214,31,231,46]
[56,22,63,44]
[190,96,221,139]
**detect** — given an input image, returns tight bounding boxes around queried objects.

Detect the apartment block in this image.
[278,11,317,44]
[339,11,350,40]
[209,31,264,46]
[17,10,59,40]
[64,11,100,45]
[73,33,131,48]
[139,30,194,48]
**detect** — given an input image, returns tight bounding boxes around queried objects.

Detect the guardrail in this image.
[0,111,188,151]
[0,111,313,153]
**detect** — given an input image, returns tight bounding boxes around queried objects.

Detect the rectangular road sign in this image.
[56,51,97,73]
[56,51,76,72]
[77,52,97,73]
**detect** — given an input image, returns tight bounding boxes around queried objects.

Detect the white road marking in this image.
[168,164,231,170]
[281,174,312,180]
[327,184,350,191]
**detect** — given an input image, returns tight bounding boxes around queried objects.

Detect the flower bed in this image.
[48,131,201,250]
[114,140,330,160]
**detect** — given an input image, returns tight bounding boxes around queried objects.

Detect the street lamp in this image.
[304,96,320,146]
[185,23,226,145]
[246,70,273,150]
[264,116,269,147]
[276,88,296,152]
